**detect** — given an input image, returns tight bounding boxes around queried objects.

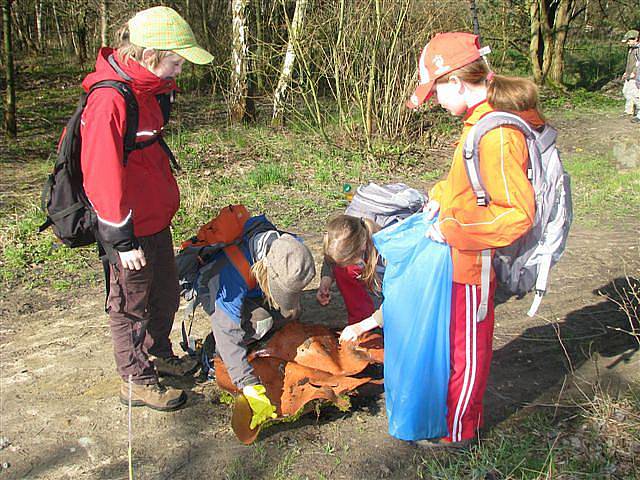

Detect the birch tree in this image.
[271,0,309,128]
[100,0,108,47]
[35,0,43,50]
[3,0,17,138]
[229,0,251,123]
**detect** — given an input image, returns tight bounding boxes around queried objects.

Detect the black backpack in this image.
[38,79,179,247]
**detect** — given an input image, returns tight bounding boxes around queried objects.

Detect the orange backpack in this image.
[180,205,256,290]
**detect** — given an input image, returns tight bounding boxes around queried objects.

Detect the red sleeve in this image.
[80,88,130,225]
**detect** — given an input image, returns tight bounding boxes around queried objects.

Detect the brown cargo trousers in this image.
[106,228,180,384]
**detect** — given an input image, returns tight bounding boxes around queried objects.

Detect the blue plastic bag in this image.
[373,212,452,441]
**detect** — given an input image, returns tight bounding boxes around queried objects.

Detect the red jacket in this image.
[80,48,179,249]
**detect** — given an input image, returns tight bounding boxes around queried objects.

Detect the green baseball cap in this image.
[622,29,639,42]
[128,6,213,65]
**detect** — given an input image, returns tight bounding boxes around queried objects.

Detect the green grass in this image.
[414,389,640,479]
[0,204,98,288]
[541,89,624,116]
[563,153,640,226]
[246,162,294,189]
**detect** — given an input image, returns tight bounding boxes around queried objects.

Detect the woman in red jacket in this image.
[80,6,212,411]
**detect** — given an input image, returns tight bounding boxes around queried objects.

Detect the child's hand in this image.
[316,276,333,306]
[339,315,379,343]
[426,221,446,243]
[423,200,440,221]
[339,323,364,343]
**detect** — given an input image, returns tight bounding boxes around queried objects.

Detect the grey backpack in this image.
[463,112,573,318]
[345,182,427,228]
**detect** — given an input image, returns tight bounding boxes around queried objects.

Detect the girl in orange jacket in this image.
[406,32,538,446]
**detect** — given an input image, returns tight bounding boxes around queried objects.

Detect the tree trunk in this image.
[548,0,571,85]
[529,0,572,86]
[529,0,543,83]
[254,0,264,93]
[333,0,346,125]
[230,0,251,123]
[468,0,481,43]
[100,0,108,47]
[538,0,553,79]
[35,0,43,50]
[201,0,210,53]
[11,4,35,51]
[364,0,381,145]
[271,0,309,128]
[3,0,17,138]
[52,1,65,51]
[77,8,87,66]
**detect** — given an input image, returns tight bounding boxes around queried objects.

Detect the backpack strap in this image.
[107,53,180,172]
[477,249,491,322]
[223,244,257,291]
[88,80,139,166]
[462,111,539,321]
[527,254,552,317]
[462,111,539,207]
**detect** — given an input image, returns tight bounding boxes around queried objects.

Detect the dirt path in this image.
[1,112,639,479]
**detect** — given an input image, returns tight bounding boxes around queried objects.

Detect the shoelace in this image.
[154,384,167,393]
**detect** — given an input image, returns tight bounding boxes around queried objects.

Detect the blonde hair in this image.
[437,58,544,117]
[114,23,170,69]
[323,215,381,292]
[251,259,278,309]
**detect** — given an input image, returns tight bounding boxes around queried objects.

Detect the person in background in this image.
[80,6,213,411]
[621,29,640,124]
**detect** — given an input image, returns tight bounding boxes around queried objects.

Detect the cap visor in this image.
[406,82,435,109]
[175,45,214,65]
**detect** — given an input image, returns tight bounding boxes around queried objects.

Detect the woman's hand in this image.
[316,276,333,306]
[119,247,147,270]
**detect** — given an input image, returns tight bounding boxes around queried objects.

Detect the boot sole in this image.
[119,392,187,412]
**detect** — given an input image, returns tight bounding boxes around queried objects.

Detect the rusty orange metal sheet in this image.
[214,321,384,444]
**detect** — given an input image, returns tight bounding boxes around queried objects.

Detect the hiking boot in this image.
[631,117,640,124]
[119,382,187,411]
[153,355,198,377]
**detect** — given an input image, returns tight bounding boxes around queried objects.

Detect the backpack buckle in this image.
[476,192,488,206]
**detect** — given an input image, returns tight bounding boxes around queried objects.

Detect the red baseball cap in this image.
[406,32,488,109]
